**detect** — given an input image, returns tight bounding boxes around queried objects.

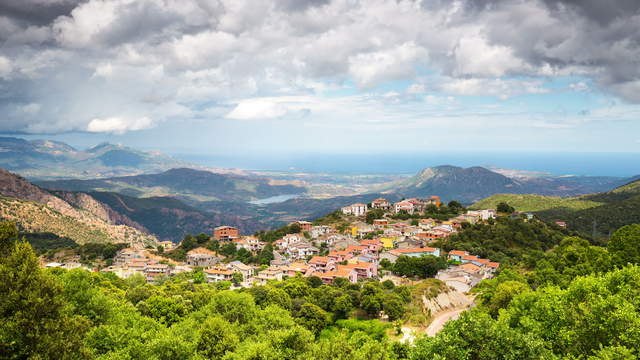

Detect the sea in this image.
[173,152,640,178]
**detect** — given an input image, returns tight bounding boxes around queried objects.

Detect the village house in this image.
[144,263,170,282]
[227,261,253,282]
[360,239,382,253]
[234,236,265,253]
[341,203,368,216]
[373,218,389,228]
[338,261,378,280]
[158,241,175,251]
[309,256,336,272]
[328,250,354,263]
[286,262,313,277]
[213,225,239,241]
[394,200,415,214]
[294,221,313,233]
[114,248,146,266]
[255,267,285,285]
[285,242,319,259]
[447,250,470,262]
[371,198,391,210]
[274,233,303,250]
[204,268,234,283]
[186,247,221,267]
[428,195,442,207]
[471,209,497,220]
[311,225,333,238]
[419,218,437,229]
[317,268,358,284]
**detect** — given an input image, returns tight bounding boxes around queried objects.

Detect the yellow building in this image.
[380,237,395,249]
[351,226,359,237]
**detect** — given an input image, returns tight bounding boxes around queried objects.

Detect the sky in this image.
[1,0,640,156]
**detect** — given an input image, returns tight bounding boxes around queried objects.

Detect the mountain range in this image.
[1,136,638,244]
[0,137,190,180]
[37,167,307,203]
[385,165,637,203]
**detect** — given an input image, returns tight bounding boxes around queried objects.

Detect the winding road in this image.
[425,306,468,337]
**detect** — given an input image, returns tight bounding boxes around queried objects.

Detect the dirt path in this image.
[425,306,468,337]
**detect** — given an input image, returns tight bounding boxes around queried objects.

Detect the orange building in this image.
[213,226,239,241]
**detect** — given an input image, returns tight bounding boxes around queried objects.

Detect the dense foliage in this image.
[438,217,568,263]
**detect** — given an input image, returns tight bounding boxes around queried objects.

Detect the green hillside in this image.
[472,179,640,238]
[470,194,603,212]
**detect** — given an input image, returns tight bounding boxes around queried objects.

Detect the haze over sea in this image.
[174,152,640,177]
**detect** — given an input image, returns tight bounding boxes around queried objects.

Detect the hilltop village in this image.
[43,196,500,291]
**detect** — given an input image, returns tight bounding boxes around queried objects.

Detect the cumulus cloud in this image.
[0,0,639,136]
[226,98,310,120]
[86,116,153,134]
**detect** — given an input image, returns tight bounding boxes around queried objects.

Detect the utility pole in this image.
[592,219,597,239]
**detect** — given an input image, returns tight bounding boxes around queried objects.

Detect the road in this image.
[425,307,468,337]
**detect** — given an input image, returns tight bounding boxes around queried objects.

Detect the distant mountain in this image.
[0,137,191,180]
[37,168,307,202]
[0,168,157,246]
[385,165,634,204]
[471,178,640,237]
[85,192,269,241]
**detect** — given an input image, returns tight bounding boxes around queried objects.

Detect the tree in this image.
[197,317,239,358]
[235,248,252,263]
[496,202,515,214]
[156,245,164,254]
[332,294,353,319]
[448,201,464,212]
[392,255,446,278]
[307,276,323,288]
[0,222,89,358]
[289,223,302,234]
[608,224,640,266]
[257,243,275,265]
[180,234,197,252]
[220,242,237,257]
[366,209,385,224]
[297,303,329,335]
[382,293,405,321]
[232,272,244,286]
[138,295,188,326]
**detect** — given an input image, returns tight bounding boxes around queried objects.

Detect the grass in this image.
[470,194,603,212]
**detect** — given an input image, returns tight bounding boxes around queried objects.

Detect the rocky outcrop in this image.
[422,290,474,316]
[0,168,157,247]
[53,191,149,233]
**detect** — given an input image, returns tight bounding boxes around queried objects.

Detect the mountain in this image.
[471,178,640,237]
[0,137,191,180]
[37,168,307,202]
[385,165,634,204]
[84,192,269,241]
[0,168,157,246]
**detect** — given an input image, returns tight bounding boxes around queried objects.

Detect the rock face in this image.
[422,290,474,316]
[0,168,157,246]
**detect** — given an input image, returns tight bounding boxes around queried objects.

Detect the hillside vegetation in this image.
[470,194,602,212]
[0,196,155,245]
[471,179,640,238]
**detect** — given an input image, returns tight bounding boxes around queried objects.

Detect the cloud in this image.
[226,99,293,120]
[1,0,640,137]
[0,56,12,79]
[86,116,153,134]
